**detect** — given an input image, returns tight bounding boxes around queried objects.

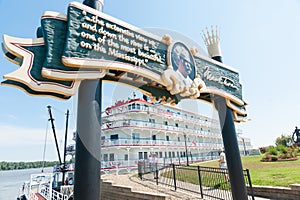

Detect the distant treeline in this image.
[0,161,59,171]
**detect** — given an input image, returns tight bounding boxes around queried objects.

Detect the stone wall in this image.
[247,184,300,200]
[100,179,171,200]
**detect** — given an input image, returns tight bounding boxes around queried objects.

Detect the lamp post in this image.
[126,147,130,169]
[183,133,189,166]
[242,138,247,156]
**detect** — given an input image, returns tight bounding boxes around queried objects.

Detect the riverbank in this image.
[0,161,58,171]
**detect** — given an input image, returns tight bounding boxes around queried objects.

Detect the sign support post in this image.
[74,1,103,200]
[214,96,248,200]
[204,29,248,200]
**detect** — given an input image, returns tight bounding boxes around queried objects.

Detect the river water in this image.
[0,167,52,200]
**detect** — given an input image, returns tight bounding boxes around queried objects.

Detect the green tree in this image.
[275,134,292,147]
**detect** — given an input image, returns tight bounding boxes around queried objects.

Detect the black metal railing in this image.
[138,162,255,200]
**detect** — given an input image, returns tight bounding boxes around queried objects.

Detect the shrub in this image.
[267,146,278,156]
[259,147,267,154]
[277,144,287,154]
[271,155,278,161]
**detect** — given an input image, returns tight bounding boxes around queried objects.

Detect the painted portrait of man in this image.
[170,42,196,86]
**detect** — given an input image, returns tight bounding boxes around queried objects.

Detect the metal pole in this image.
[207,35,248,198]
[242,138,247,156]
[213,96,248,200]
[197,165,203,199]
[62,109,69,186]
[184,134,189,166]
[74,80,102,200]
[172,164,177,191]
[47,105,62,165]
[74,1,103,200]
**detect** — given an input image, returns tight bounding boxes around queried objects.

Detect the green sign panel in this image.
[1,2,247,122]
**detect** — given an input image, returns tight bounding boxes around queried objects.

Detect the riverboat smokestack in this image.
[202,26,222,62]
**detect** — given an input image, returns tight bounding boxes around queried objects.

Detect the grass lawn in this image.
[195,155,300,187]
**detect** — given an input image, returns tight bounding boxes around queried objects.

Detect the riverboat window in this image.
[164,121,168,125]
[132,103,136,109]
[172,152,175,158]
[124,154,128,161]
[185,125,188,128]
[128,104,131,110]
[104,154,108,161]
[101,136,105,145]
[110,134,118,140]
[165,152,167,158]
[169,152,172,158]
[159,152,162,158]
[139,152,148,159]
[149,118,155,123]
[178,137,180,141]
[144,105,148,111]
[152,135,156,140]
[132,133,140,140]
[166,135,169,141]
[136,104,140,110]
[175,123,178,127]
[123,120,130,126]
[109,153,114,161]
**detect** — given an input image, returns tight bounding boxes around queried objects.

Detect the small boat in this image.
[17,106,74,200]
[17,164,74,200]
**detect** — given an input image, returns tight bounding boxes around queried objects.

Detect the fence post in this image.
[172,164,177,191]
[197,165,204,199]
[246,169,255,200]
[156,167,159,185]
[138,160,143,180]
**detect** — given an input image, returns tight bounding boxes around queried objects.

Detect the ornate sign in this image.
[2,2,247,122]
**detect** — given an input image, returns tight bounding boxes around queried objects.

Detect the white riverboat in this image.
[98,96,253,171]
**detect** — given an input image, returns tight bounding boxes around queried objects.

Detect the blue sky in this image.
[1,0,300,161]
